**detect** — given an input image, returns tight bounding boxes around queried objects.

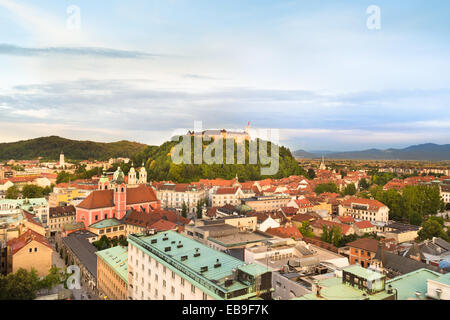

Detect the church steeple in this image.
[319,154,327,170]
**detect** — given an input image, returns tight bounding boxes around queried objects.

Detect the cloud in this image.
[0,44,162,59]
[1,79,450,150]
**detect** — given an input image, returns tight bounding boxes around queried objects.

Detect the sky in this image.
[0,0,449,151]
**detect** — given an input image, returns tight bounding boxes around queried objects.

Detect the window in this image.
[181,293,184,300]
[155,274,158,282]
[163,280,166,288]
[181,278,185,286]
[163,266,166,274]
[29,248,32,253]
[34,248,37,252]
[172,271,175,279]
[171,286,175,294]
[203,293,207,300]
[191,284,195,294]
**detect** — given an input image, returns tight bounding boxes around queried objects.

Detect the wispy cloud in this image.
[0,44,163,59]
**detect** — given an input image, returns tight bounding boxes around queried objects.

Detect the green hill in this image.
[0,136,148,161]
[122,137,306,183]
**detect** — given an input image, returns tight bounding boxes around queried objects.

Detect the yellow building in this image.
[88,219,126,240]
[96,246,128,300]
[7,229,53,277]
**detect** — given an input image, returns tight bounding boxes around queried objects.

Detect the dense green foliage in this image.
[92,235,128,251]
[298,221,315,238]
[0,136,147,161]
[314,182,339,194]
[418,217,450,241]
[5,185,20,199]
[56,166,102,184]
[0,267,65,300]
[307,168,316,179]
[370,172,398,186]
[320,225,343,247]
[370,185,445,225]
[343,183,357,196]
[131,138,306,183]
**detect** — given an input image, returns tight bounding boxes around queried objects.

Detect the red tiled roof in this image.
[280,207,298,216]
[336,216,355,224]
[340,197,387,211]
[346,238,379,252]
[126,185,158,204]
[149,219,178,232]
[291,214,316,223]
[7,229,52,255]
[215,187,239,195]
[355,220,374,229]
[266,226,303,240]
[77,189,114,210]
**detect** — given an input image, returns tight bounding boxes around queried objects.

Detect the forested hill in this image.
[0,136,148,161]
[125,138,306,183]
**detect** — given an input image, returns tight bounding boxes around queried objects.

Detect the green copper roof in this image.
[386,268,442,300]
[128,231,271,300]
[89,218,123,229]
[343,265,384,282]
[63,221,85,231]
[95,246,128,283]
[433,272,450,286]
[295,276,392,300]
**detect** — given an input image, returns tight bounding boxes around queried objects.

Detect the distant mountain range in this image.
[294,143,450,161]
[0,136,148,161]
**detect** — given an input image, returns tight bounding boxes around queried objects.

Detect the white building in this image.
[127,231,272,300]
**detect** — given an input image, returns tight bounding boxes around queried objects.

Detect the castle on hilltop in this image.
[187,122,251,143]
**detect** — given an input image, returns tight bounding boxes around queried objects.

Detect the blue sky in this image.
[0,0,449,151]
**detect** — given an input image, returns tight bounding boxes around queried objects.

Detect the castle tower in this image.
[245,122,251,134]
[138,162,147,184]
[60,151,65,167]
[128,163,137,185]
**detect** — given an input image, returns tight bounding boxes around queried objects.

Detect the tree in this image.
[196,201,203,219]
[315,183,339,194]
[22,185,45,198]
[359,178,370,190]
[181,202,187,218]
[343,183,357,196]
[307,168,316,180]
[0,268,40,300]
[298,221,314,238]
[39,266,63,292]
[93,235,112,251]
[118,235,128,247]
[5,185,20,199]
[418,217,449,241]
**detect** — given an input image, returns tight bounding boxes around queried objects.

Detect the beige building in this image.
[156,183,207,213]
[210,187,245,207]
[6,229,53,277]
[338,197,390,223]
[241,194,291,212]
[48,206,76,236]
[96,246,128,300]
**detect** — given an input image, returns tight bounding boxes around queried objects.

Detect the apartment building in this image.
[156,183,207,213]
[96,246,128,300]
[338,197,390,223]
[241,194,291,212]
[210,187,245,207]
[48,205,76,237]
[127,231,273,300]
